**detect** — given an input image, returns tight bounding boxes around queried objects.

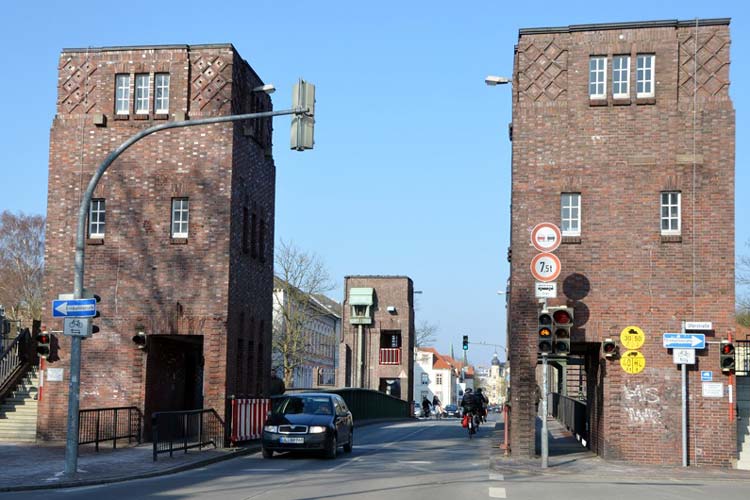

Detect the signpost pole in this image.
[681,320,688,467]
[541,353,548,469]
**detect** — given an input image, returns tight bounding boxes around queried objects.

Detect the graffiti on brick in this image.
[623,382,662,426]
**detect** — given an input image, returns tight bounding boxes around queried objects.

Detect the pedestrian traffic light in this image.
[90,293,101,335]
[720,340,735,374]
[550,306,573,355]
[462,335,469,350]
[602,339,618,359]
[291,79,315,151]
[36,330,51,359]
[538,310,552,354]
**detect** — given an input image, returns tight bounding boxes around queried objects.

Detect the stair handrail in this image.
[0,332,32,399]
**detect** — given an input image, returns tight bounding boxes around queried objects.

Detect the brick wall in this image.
[338,276,415,403]
[508,20,735,466]
[39,44,275,441]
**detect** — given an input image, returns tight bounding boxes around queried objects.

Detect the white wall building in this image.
[413,347,463,407]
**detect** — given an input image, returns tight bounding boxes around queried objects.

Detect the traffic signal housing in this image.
[291,79,315,151]
[720,340,735,374]
[462,335,469,351]
[550,306,573,355]
[602,338,618,359]
[36,330,51,359]
[538,310,553,354]
[132,331,147,350]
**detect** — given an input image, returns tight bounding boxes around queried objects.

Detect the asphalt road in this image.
[2,415,750,499]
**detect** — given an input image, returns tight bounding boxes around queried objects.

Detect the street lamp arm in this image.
[73,106,306,298]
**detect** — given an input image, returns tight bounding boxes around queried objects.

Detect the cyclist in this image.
[432,395,442,419]
[421,396,432,419]
[460,389,481,434]
[476,388,489,423]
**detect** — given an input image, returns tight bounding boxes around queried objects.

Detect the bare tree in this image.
[0,211,45,325]
[273,240,334,387]
[415,320,438,347]
[738,239,750,327]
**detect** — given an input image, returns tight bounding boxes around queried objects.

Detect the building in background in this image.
[272,278,341,389]
[475,353,506,405]
[507,19,735,466]
[337,276,415,402]
[38,43,275,441]
[413,347,460,406]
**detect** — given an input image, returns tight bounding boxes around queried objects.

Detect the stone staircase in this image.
[737,375,750,470]
[0,367,39,443]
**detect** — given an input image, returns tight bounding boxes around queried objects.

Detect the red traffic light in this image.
[36,334,50,344]
[721,343,735,355]
[603,343,616,353]
[552,310,571,324]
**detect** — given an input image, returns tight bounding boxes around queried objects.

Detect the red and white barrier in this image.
[231,398,271,444]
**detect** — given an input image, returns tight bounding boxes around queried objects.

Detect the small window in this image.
[154,73,170,113]
[436,373,443,385]
[660,191,681,235]
[561,193,581,236]
[637,55,655,98]
[612,55,630,98]
[115,74,130,115]
[589,56,607,99]
[171,197,189,238]
[135,74,150,114]
[421,373,429,384]
[88,199,105,239]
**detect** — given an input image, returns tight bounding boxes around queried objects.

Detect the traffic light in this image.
[132,331,147,350]
[538,310,552,354]
[720,340,735,374]
[36,330,51,359]
[291,79,315,151]
[462,335,469,350]
[550,306,573,355]
[602,338,618,359]
[90,294,101,335]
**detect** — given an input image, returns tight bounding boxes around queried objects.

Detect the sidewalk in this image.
[0,441,258,492]
[489,415,750,482]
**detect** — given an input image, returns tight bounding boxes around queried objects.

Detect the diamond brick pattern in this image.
[191,55,233,113]
[679,30,730,100]
[518,40,568,102]
[58,56,97,113]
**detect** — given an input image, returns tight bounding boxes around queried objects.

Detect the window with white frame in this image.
[636,54,655,98]
[88,198,105,239]
[171,198,189,238]
[135,74,150,114]
[561,193,581,236]
[154,73,170,113]
[436,373,443,385]
[660,191,680,235]
[589,56,606,99]
[115,74,130,115]
[421,373,429,384]
[612,55,630,98]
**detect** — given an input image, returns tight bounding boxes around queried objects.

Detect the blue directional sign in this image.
[52,298,97,318]
[701,371,713,382]
[662,333,706,349]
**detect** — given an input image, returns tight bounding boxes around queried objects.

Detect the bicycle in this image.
[464,409,480,439]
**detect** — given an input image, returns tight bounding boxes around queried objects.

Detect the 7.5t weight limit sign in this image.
[530,253,561,282]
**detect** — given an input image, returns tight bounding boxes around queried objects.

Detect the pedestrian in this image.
[534,385,542,415]
[421,396,432,418]
[269,368,286,396]
[432,395,442,419]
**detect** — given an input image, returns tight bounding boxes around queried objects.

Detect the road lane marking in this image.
[400,461,432,464]
[326,455,362,472]
[489,473,504,481]
[489,487,507,498]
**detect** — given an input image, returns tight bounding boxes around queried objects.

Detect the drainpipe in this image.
[358,324,364,388]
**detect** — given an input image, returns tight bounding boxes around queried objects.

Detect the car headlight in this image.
[264,425,278,433]
[308,426,327,434]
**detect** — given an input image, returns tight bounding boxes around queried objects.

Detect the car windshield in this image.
[274,396,333,416]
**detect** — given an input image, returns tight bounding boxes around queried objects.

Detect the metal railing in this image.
[379,348,401,365]
[152,408,225,461]
[78,406,142,451]
[329,388,410,421]
[737,340,749,376]
[549,392,588,444]
[0,332,31,400]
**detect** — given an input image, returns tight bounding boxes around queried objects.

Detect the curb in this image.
[0,444,261,493]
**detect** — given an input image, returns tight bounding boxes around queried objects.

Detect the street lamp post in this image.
[64,103,311,477]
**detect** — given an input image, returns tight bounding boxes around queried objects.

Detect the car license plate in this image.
[279,436,304,444]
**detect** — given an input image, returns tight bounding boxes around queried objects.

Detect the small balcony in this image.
[379,348,401,365]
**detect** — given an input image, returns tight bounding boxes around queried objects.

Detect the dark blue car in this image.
[262,393,354,459]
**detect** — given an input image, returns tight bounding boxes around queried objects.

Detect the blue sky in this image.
[1,1,746,367]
